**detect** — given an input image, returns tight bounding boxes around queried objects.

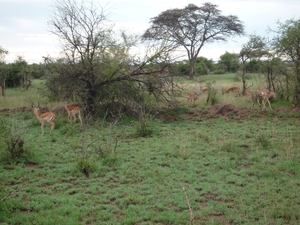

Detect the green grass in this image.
[1,76,300,224]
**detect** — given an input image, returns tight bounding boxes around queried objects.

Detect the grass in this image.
[1,75,300,224]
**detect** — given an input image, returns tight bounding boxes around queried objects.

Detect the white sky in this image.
[0,0,299,64]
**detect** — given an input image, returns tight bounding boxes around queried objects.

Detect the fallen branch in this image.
[0,185,23,203]
[182,187,194,225]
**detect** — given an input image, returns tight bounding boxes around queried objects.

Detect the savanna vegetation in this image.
[1,0,300,224]
[0,75,300,225]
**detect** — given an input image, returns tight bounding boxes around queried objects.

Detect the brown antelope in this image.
[33,107,56,135]
[200,87,209,94]
[187,92,200,104]
[63,101,83,125]
[245,89,256,107]
[257,88,276,110]
[222,87,241,97]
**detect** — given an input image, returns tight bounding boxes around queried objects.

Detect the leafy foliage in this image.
[273,19,300,105]
[218,52,240,73]
[0,117,34,162]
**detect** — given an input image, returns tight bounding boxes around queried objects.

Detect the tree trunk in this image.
[241,63,246,95]
[85,79,96,116]
[294,68,300,106]
[189,58,195,79]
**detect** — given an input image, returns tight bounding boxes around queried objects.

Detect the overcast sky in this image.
[0,0,299,64]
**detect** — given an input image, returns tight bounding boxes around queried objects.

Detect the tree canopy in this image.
[142,2,245,78]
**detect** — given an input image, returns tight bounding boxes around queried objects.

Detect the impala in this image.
[33,107,56,135]
[63,101,83,125]
[187,92,200,104]
[245,89,256,107]
[257,88,276,110]
[200,87,209,94]
[222,87,241,97]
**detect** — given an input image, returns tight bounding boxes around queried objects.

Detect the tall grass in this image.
[0,80,58,109]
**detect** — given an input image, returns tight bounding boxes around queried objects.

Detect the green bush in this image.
[255,133,272,149]
[0,118,35,162]
[134,117,154,137]
[76,157,96,177]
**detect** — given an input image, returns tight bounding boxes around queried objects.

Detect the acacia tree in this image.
[142,2,245,79]
[47,0,178,116]
[273,19,300,106]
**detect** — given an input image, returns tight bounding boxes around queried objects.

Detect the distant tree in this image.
[142,2,245,79]
[176,60,190,76]
[195,57,215,75]
[0,46,8,61]
[246,59,260,73]
[27,63,44,79]
[273,19,300,106]
[218,52,240,73]
[5,56,28,88]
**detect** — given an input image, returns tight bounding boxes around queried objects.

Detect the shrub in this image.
[0,118,34,162]
[214,69,226,74]
[207,88,219,106]
[134,109,155,137]
[76,156,96,177]
[255,133,272,149]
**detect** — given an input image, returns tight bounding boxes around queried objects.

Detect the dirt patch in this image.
[209,214,229,224]
[0,106,67,115]
[25,162,39,169]
[211,104,300,120]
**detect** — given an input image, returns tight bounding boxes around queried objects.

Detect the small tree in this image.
[47,0,180,117]
[239,35,267,94]
[142,2,245,79]
[273,19,300,106]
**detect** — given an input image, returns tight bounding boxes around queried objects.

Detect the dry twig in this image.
[182,187,194,225]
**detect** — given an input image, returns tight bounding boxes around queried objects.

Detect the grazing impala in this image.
[200,87,209,94]
[222,87,241,97]
[257,88,276,110]
[245,89,256,107]
[33,107,56,135]
[63,101,83,125]
[187,92,200,104]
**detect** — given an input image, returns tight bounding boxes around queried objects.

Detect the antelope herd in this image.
[31,85,276,135]
[32,101,83,135]
[187,86,276,111]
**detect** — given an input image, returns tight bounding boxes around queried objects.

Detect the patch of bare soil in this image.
[0,106,67,115]
[205,104,300,120]
[160,104,300,122]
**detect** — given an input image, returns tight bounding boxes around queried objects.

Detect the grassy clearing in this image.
[1,75,300,225]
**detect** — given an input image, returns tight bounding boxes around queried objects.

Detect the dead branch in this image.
[182,187,194,225]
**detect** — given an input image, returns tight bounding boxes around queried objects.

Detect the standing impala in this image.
[63,101,83,125]
[222,87,241,97]
[200,87,209,94]
[245,89,256,107]
[33,106,56,135]
[257,88,276,110]
[187,92,200,104]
